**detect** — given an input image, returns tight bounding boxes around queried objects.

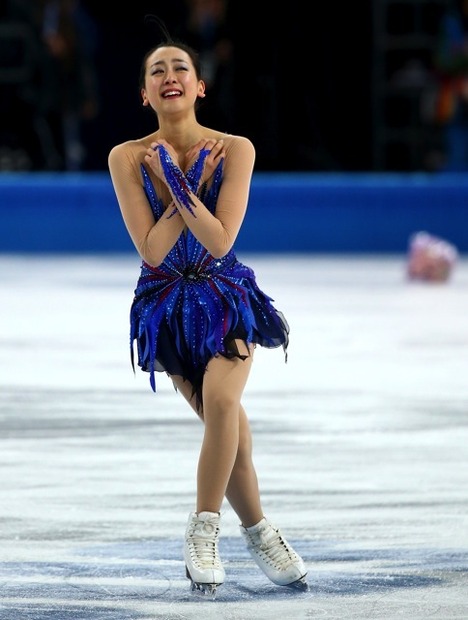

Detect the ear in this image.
[197,80,206,99]
[141,88,149,107]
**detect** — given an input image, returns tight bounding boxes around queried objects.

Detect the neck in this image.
[156,114,204,151]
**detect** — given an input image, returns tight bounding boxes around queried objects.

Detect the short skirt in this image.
[130,254,289,409]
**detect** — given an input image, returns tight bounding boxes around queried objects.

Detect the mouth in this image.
[162,90,182,98]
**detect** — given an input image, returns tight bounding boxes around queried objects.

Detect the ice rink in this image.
[1,253,467,619]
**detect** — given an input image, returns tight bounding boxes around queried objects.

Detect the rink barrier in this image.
[1,172,467,253]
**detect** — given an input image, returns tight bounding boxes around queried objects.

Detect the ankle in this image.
[241,514,266,530]
[242,516,268,531]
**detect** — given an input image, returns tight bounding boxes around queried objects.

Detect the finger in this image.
[206,143,224,161]
[189,139,208,154]
[155,138,169,148]
[207,140,223,154]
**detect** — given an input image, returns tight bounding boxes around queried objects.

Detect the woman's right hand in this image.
[144,139,180,181]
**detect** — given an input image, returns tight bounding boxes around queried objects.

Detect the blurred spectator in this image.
[407,231,458,283]
[1,0,48,170]
[433,0,468,171]
[0,0,99,171]
[40,0,99,170]
[175,0,236,131]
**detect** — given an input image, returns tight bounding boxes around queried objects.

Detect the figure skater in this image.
[108,17,308,596]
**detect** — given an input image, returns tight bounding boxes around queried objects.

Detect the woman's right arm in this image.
[108,143,185,267]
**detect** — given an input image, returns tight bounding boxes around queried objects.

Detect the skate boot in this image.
[184,511,225,597]
[240,517,308,590]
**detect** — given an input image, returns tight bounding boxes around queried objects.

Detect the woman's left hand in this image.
[186,139,225,184]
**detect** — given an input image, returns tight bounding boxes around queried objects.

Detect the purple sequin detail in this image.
[186,148,210,191]
[158,145,197,217]
[164,147,210,219]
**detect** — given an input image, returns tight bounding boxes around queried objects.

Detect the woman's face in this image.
[141,46,205,114]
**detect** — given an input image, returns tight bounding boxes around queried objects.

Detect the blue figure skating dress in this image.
[130,158,289,408]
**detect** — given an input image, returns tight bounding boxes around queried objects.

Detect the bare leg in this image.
[196,352,252,513]
[171,349,263,525]
[224,404,263,527]
[171,359,308,589]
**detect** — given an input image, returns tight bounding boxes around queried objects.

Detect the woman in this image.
[108,25,308,596]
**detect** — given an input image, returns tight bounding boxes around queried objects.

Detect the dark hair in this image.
[139,15,202,90]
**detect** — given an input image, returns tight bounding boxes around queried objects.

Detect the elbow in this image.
[137,239,165,268]
[143,256,164,268]
[207,241,233,259]
[205,229,234,258]
[141,252,164,268]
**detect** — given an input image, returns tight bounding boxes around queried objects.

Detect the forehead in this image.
[147,46,192,67]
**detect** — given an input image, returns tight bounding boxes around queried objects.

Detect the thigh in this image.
[170,375,202,417]
[203,343,254,406]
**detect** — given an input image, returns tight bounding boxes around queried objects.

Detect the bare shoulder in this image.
[222,134,255,160]
[200,126,255,154]
[108,135,156,168]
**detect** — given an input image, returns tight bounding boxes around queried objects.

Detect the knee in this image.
[204,391,239,417]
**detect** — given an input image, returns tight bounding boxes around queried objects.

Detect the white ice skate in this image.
[240,517,309,591]
[184,511,225,597]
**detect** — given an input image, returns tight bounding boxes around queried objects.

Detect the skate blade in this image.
[285,576,309,592]
[190,581,219,598]
[186,567,221,599]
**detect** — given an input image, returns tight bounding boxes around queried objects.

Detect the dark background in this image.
[79,1,374,172]
[2,1,450,173]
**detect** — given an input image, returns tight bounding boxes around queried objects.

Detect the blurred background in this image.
[2,0,462,173]
[1,0,468,256]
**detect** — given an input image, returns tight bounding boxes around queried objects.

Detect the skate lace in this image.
[187,518,222,569]
[248,526,299,570]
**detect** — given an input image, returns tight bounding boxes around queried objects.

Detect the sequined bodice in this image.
[140,160,236,277]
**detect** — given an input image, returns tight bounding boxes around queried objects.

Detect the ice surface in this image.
[0,254,467,619]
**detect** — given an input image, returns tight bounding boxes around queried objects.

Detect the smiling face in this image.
[141,45,205,116]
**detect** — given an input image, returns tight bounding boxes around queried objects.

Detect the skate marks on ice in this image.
[0,538,467,619]
[1,255,468,618]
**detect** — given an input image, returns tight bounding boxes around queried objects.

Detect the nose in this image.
[164,70,177,84]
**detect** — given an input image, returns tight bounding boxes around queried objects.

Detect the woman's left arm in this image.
[146,136,255,258]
